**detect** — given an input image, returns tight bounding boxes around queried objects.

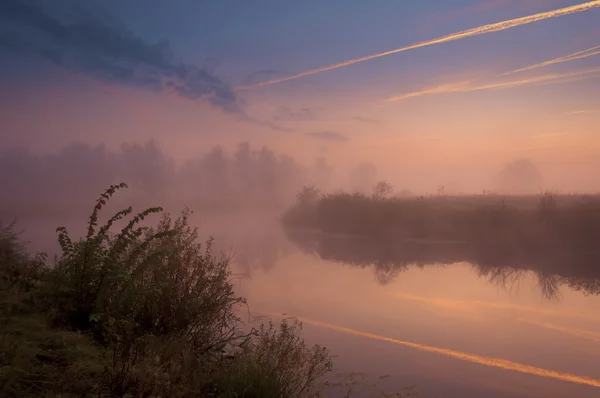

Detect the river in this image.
[12,212,600,398]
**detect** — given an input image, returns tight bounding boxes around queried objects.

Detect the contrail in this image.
[269,314,600,388]
[235,1,600,91]
[387,66,600,101]
[503,45,600,75]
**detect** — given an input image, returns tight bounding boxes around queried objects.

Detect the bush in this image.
[0,183,336,397]
[282,188,600,251]
[0,221,46,295]
[212,320,332,398]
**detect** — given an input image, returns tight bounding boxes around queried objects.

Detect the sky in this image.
[1,0,600,192]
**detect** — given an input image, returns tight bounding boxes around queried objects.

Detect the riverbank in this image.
[282,191,600,253]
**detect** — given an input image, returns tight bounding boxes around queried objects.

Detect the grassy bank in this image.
[282,188,600,252]
[282,187,600,296]
[0,183,340,397]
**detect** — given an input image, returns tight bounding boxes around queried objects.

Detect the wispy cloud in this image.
[387,66,600,102]
[237,113,295,133]
[235,0,600,90]
[503,45,600,75]
[351,116,380,124]
[306,131,349,142]
[244,69,280,85]
[273,106,316,121]
[270,314,600,389]
[0,0,238,112]
[568,109,600,114]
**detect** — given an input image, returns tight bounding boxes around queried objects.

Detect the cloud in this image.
[503,45,600,76]
[569,109,600,115]
[244,69,280,85]
[306,131,349,142]
[352,116,379,124]
[387,42,600,102]
[387,66,600,101]
[0,0,238,112]
[236,113,295,132]
[273,106,315,121]
[235,0,600,90]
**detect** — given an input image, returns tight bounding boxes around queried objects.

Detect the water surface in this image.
[242,251,600,398]
[13,213,600,398]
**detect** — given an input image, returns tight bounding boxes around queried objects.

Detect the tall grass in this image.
[0,183,339,397]
[283,187,600,297]
[282,187,600,250]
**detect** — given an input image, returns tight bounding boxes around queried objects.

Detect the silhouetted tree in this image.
[495,158,544,194]
[372,181,394,200]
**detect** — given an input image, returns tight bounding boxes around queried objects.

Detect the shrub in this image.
[211,320,332,398]
[0,221,46,293]
[1,182,340,397]
[41,183,256,394]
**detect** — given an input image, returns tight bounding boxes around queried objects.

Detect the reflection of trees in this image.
[284,229,600,298]
[199,221,295,277]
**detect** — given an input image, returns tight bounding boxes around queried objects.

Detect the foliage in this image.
[0,183,343,397]
[372,181,394,200]
[283,188,600,252]
[297,185,321,205]
[0,221,46,299]
[320,372,418,398]
[0,314,109,397]
[211,320,332,398]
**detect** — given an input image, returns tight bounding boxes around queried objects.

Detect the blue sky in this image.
[1,0,600,190]
[105,0,596,81]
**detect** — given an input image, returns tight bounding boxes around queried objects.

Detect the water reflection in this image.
[272,314,600,389]
[15,209,600,302]
[284,229,600,299]
[10,213,600,397]
[242,250,600,398]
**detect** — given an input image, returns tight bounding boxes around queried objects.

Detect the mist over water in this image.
[2,139,600,398]
[2,1,600,395]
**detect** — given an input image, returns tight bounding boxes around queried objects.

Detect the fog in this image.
[2,1,600,397]
[2,140,595,213]
[0,140,405,216]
